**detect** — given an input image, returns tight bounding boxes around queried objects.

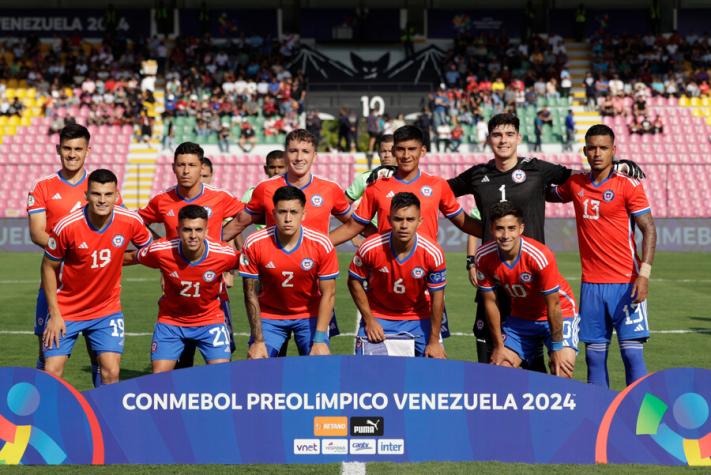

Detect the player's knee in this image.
[100,363,121,383]
[43,358,65,377]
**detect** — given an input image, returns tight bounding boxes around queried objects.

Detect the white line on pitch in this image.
[0,278,157,284]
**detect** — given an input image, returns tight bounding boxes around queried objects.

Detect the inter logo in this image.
[603,190,615,202]
[311,194,324,207]
[301,258,314,270]
[203,271,216,282]
[420,186,433,197]
[112,235,125,248]
[520,272,533,283]
[350,416,384,436]
[512,170,527,183]
[411,267,425,279]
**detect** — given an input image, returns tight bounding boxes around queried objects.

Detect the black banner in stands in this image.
[0,9,149,37]
[178,9,277,38]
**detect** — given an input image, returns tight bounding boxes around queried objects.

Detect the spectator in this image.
[218,125,231,153]
[162,116,175,150]
[436,121,451,152]
[366,110,382,154]
[564,109,575,152]
[239,121,256,152]
[476,119,488,152]
[533,111,544,152]
[450,122,463,152]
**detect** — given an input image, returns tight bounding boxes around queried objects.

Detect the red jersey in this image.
[475,237,576,321]
[348,232,447,321]
[139,184,244,240]
[238,225,339,319]
[45,206,152,321]
[27,170,123,233]
[136,238,239,326]
[245,174,350,234]
[553,172,652,283]
[353,170,463,240]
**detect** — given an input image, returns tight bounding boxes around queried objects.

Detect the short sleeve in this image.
[537,251,561,295]
[539,159,572,186]
[447,166,476,197]
[245,182,267,217]
[136,242,162,268]
[348,247,369,281]
[218,249,240,272]
[330,184,351,217]
[223,193,245,218]
[44,228,66,261]
[345,173,367,201]
[352,185,377,225]
[138,196,162,225]
[426,256,447,292]
[552,178,573,203]
[131,217,153,248]
[27,180,46,215]
[238,243,260,279]
[474,256,496,292]
[318,246,339,280]
[438,178,463,218]
[625,180,652,217]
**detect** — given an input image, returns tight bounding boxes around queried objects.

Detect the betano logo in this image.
[313,416,348,436]
[293,439,320,455]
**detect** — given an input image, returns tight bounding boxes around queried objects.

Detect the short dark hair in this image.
[488,113,520,134]
[174,142,204,162]
[59,123,91,144]
[489,201,523,224]
[178,204,208,221]
[393,125,424,145]
[87,168,117,186]
[585,124,615,143]
[378,134,394,147]
[284,129,317,149]
[272,185,306,207]
[266,150,285,164]
[201,156,213,173]
[390,192,420,213]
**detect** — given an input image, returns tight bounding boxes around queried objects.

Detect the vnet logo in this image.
[349,439,376,455]
[293,439,321,455]
[378,439,405,455]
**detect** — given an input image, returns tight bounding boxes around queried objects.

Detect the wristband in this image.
[639,262,652,278]
[466,255,476,270]
[312,330,329,344]
[550,341,564,352]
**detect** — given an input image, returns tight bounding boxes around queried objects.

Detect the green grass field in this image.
[1,250,710,472]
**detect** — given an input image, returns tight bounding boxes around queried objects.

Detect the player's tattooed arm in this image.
[28,212,49,248]
[424,288,447,359]
[347,276,384,342]
[223,210,256,242]
[449,211,483,238]
[243,278,267,359]
[632,212,657,303]
[330,219,366,246]
[41,256,65,349]
[311,279,336,356]
[544,292,575,378]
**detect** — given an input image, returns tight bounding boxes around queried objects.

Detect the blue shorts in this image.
[356,318,434,357]
[35,288,48,336]
[220,299,236,353]
[503,316,579,364]
[328,310,340,337]
[43,312,125,358]
[579,283,650,344]
[252,318,327,357]
[152,322,232,362]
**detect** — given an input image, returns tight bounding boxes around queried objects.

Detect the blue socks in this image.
[36,355,45,371]
[585,343,610,387]
[92,363,103,388]
[619,339,647,386]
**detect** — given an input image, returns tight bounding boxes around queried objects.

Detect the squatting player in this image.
[129,205,238,372]
[239,186,338,358]
[551,124,656,387]
[348,192,447,358]
[42,169,152,384]
[475,202,578,377]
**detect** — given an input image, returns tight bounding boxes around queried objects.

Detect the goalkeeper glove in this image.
[613,159,646,179]
[366,165,397,185]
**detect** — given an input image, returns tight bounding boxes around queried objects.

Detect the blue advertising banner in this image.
[427,10,524,39]
[1,359,709,465]
[0,9,150,38]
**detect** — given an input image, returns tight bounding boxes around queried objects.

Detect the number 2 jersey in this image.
[348,232,447,320]
[552,172,652,284]
[475,237,576,321]
[44,206,152,321]
[238,225,339,319]
[136,239,239,326]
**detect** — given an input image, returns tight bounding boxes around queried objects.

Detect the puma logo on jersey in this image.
[481,176,490,182]
[265,261,276,269]
[166,210,175,216]
[378,266,389,273]
[385,191,395,198]
[51,193,62,200]
[169,271,179,278]
[78,242,89,249]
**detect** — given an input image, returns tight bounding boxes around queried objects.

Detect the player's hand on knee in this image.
[309,342,331,356]
[43,314,65,350]
[631,276,648,303]
[365,321,385,342]
[424,342,447,359]
[490,345,508,366]
[247,341,269,359]
[549,348,575,378]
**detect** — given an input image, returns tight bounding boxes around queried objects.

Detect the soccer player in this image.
[139,142,244,367]
[348,192,447,358]
[551,124,656,387]
[345,134,396,205]
[241,150,288,212]
[27,124,106,386]
[475,202,578,377]
[41,169,152,384]
[238,186,338,358]
[130,205,238,372]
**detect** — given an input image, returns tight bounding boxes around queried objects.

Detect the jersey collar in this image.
[589,170,614,188]
[394,169,421,184]
[57,168,87,187]
[389,232,418,264]
[178,239,209,266]
[498,236,523,269]
[83,205,114,234]
[284,173,313,190]
[274,226,303,255]
[176,184,204,202]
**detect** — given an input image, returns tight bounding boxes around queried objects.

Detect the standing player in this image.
[348,192,447,358]
[27,124,105,386]
[475,202,578,377]
[139,142,244,367]
[238,186,338,358]
[345,134,396,206]
[241,150,288,214]
[129,205,238,372]
[551,124,656,387]
[42,169,152,384]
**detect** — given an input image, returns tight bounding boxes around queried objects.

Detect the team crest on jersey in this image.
[203,270,217,282]
[512,170,527,183]
[27,194,35,206]
[520,272,533,283]
[301,258,314,270]
[240,254,249,266]
[353,255,363,267]
[411,267,425,279]
[47,237,57,250]
[420,186,433,197]
[602,190,615,202]
[476,270,485,281]
[311,194,324,207]
[112,234,125,247]
[203,206,213,217]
